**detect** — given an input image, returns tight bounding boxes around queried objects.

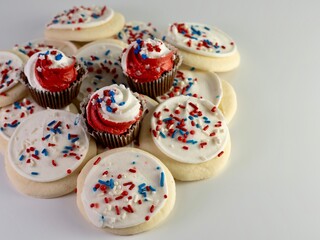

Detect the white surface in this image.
[0,0,319,239]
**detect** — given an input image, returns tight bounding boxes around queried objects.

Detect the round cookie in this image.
[45,6,125,42]
[74,39,127,106]
[14,38,77,57]
[77,147,176,235]
[139,96,231,181]
[115,21,159,44]
[5,109,97,198]
[0,51,29,107]
[165,22,240,72]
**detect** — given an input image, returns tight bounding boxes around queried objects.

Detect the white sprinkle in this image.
[36,66,42,72]
[121,212,126,220]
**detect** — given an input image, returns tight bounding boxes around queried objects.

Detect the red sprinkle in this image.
[67,169,72,174]
[129,168,136,173]
[217,151,224,157]
[115,205,120,215]
[145,216,150,221]
[51,160,57,166]
[93,157,101,165]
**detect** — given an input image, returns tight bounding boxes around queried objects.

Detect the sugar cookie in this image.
[165,22,240,72]
[45,6,125,42]
[5,109,97,198]
[77,147,175,235]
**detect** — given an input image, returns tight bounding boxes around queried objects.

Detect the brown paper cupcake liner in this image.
[20,63,86,109]
[123,44,182,99]
[80,92,147,149]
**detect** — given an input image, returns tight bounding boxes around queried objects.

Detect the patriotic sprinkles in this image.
[81,150,168,228]
[8,110,89,182]
[0,98,44,140]
[0,51,23,94]
[151,96,228,164]
[76,42,126,102]
[46,6,114,30]
[116,21,159,44]
[166,22,236,57]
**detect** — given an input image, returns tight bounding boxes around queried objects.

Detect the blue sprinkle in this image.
[204,26,210,31]
[171,130,178,138]
[163,117,172,122]
[188,116,194,120]
[71,137,79,143]
[0,127,3,131]
[105,50,110,56]
[138,183,146,189]
[141,54,148,59]
[160,132,166,138]
[191,26,201,36]
[41,149,49,156]
[106,106,113,112]
[19,49,27,54]
[160,172,165,187]
[149,186,156,192]
[162,36,166,41]
[204,120,211,124]
[43,134,51,140]
[91,13,100,19]
[34,150,39,156]
[136,39,142,44]
[132,161,136,164]
[190,67,195,71]
[62,150,69,154]
[31,172,39,175]
[55,53,63,61]
[196,123,201,128]
[19,155,25,161]
[13,102,21,109]
[179,130,185,136]
[119,102,125,106]
[64,146,73,150]
[133,25,140,31]
[117,32,123,39]
[68,133,71,140]
[47,120,56,127]
[93,187,97,192]
[52,19,59,24]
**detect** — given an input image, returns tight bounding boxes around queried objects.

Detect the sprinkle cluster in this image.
[92,88,125,114]
[15,42,55,57]
[82,152,168,228]
[151,97,228,163]
[169,23,234,54]
[0,98,43,139]
[0,57,20,95]
[116,22,158,44]
[47,6,109,30]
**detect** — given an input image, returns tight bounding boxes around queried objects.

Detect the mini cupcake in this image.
[81,84,146,148]
[121,38,182,99]
[21,49,86,109]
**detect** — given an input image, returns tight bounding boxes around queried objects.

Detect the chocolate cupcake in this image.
[80,84,146,148]
[21,49,86,109]
[121,38,182,99]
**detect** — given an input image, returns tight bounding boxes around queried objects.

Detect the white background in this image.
[1,0,319,239]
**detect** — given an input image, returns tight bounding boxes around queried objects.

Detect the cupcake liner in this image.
[20,63,86,109]
[123,44,182,99]
[80,92,147,149]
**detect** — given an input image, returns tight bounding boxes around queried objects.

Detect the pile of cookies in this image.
[0,5,239,235]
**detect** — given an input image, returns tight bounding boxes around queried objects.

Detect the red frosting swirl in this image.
[86,88,142,135]
[123,40,174,83]
[35,53,77,92]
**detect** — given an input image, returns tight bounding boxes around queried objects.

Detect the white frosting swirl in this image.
[151,96,228,164]
[47,6,114,30]
[165,22,236,57]
[0,97,44,140]
[156,68,223,106]
[88,84,141,123]
[76,41,126,102]
[0,51,23,94]
[24,49,75,91]
[81,149,169,228]
[7,110,89,182]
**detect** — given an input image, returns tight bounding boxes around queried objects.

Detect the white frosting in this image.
[88,84,141,123]
[0,97,44,141]
[151,96,228,164]
[81,149,168,228]
[47,6,114,30]
[14,38,77,57]
[8,110,89,182]
[0,51,23,94]
[116,21,159,44]
[165,22,236,57]
[121,38,172,73]
[156,68,223,106]
[76,42,126,102]
[24,49,75,91]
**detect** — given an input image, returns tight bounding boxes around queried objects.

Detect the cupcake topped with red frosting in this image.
[121,38,174,83]
[24,49,78,92]
[82,84,145,148]
[22,49,85,109]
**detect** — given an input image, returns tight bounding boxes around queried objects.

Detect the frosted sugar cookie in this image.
[5,110,97,198]
[165,22,240,72]
[81,84,147,149]
[116,21,159,44]
[77,147,175,235]
[0,51,28,107]
[156,66,237,123]
[139,96,231,181]
[14,38,77,57]
[75,39,127,106]
[45,6,125,42]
